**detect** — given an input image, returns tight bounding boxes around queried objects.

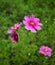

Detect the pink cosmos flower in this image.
[23,15,43,33]
[12,23,21,30]
[10,32,18,43]
[8,23,21,34]
[39,46,52,57]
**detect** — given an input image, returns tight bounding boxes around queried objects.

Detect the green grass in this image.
[0,0,55,65]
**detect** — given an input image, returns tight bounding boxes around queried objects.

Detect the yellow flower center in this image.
[30,22,34,25]
[44,48,48,52]
[14,27,17,30]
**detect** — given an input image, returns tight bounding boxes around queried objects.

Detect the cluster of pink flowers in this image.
[8,15,52,57]
[8,23,21,43]
[8,15,42,43]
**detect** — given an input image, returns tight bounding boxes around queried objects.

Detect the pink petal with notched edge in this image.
[25,25,36,33]
[8,29,14,34]
[24,16,30,21]
[30,28,36,33]
[38,22,43,26]
[30,15,35,20]
[34,18,40,22]
[23,20,29,25]
[34,25,42,30]
[14,23,20,29]
[25,25,30,30]
[47,52,51,57]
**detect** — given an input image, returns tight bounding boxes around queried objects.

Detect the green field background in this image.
[0,0,55,65]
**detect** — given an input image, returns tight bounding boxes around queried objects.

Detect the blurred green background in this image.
[0,0,55,65]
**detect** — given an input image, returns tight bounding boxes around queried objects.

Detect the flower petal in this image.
[8,29,14,34]
[24,16,29,21]
[30,27,36,33]
[34,25,42,30]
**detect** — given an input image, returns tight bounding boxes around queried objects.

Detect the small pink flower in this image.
[8,23,21,34]
[10,32,19,43]
[12,23,21,30]
[23,15,43,33]
[39,46,52,57]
